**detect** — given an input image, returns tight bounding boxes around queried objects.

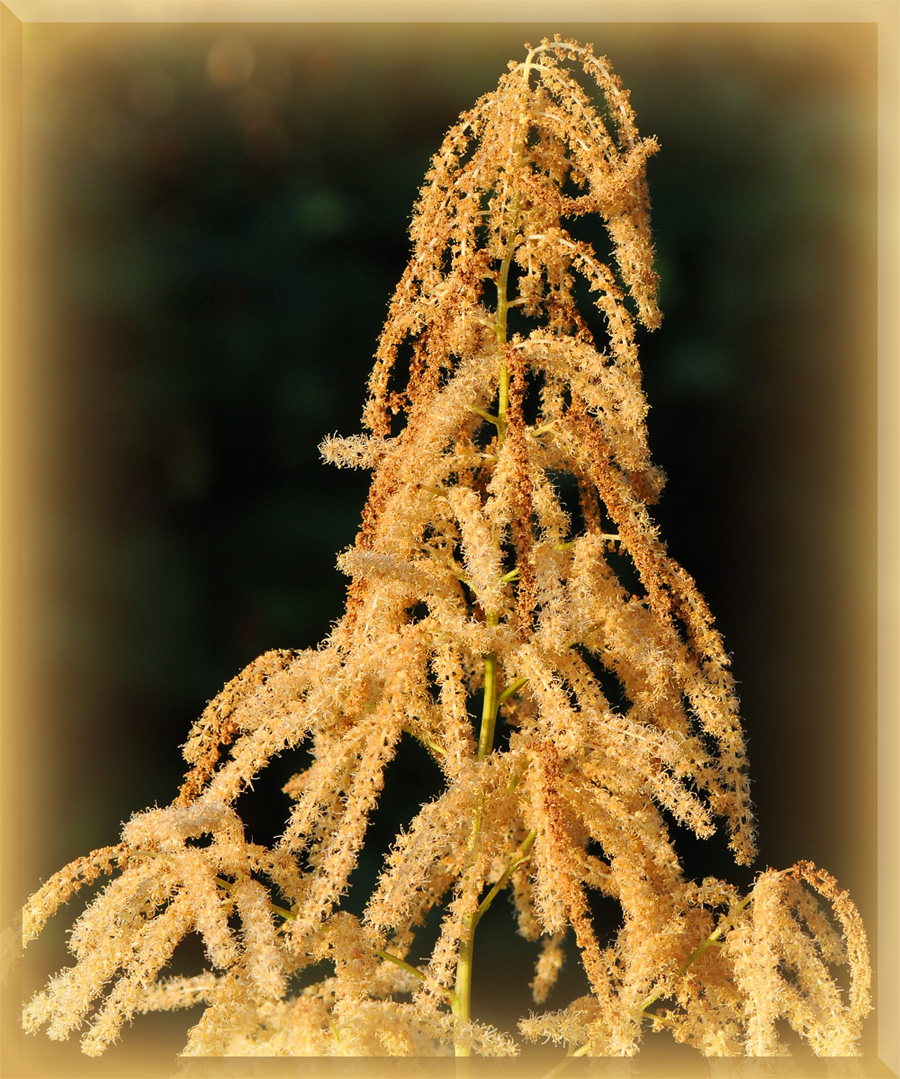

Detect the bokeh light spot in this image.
[206,37,255,89]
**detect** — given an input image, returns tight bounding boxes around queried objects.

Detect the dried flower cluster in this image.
[19,38,871,1061]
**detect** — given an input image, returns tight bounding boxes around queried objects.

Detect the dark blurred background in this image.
[14,19,878,1069]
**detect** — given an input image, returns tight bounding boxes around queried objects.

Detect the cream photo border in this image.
[1,3,896,1078]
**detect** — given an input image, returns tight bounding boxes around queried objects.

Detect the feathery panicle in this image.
[17,36,869,1063]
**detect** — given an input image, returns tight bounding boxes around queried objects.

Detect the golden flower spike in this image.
[19,36,870,1063]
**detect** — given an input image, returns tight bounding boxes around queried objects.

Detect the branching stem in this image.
[542,892,756,1078]
[453,830,538,1055]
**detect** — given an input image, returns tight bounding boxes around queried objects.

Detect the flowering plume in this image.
[19,37,870,1060]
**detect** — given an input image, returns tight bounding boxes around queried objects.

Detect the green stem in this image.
[401,725,447,759]
[454,905,476,1057]
[497,676,528,707]
[224,874,457,1006]
[640,892,753,1015]
[454,63,537,1054]
[476,611,500,763]
[492,204,517,448]
[469,405,501,427]
[376,948,457,1008]
[473,829,537,926]
[541,1042,591,1079]
[453,831,537,1057]
[490,54,535,436]
[542,893,755,1078]
[495,242,514,350]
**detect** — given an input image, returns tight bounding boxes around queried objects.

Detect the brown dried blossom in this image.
[18,37,870,1061]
